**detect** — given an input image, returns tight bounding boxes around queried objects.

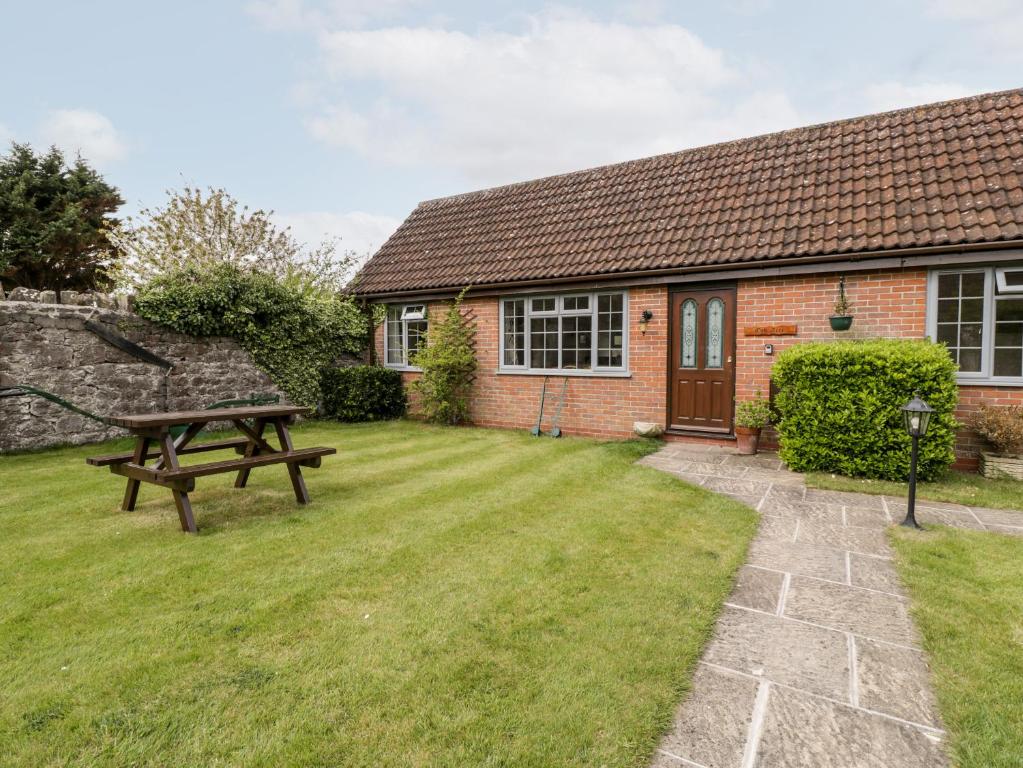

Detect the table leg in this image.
[157,431,197,533]
[273,417,310,504]
[235,417,267,488]
[121,436,151,511]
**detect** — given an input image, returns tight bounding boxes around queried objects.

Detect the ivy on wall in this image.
[134,264,370,406]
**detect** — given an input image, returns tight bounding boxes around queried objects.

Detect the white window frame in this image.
[384,303,428,370]
[498,290,630,377]
[926,266,1023,385]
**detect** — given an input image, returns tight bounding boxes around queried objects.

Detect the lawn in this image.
[0,421,756,768]
[890,526,1023,768]
[805,469,1023,511]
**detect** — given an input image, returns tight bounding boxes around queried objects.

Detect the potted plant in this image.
[972,404,1023,479]
[829,276,854,331]
[734,392,772,455]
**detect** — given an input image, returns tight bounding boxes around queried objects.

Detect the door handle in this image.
[727,356,733,363]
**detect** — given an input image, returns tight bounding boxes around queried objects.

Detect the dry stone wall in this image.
[0,294,283,453]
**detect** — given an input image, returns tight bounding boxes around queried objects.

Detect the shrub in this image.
[319,366,406,422]
[772,339,958,481]
[735,392,772,429]
[134,264,369,406]
[409,290,476,424]
[972,404,1023,455]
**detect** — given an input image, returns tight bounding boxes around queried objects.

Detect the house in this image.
[353,88,1023,469]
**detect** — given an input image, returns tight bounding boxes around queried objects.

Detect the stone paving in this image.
[639,443,1023,768]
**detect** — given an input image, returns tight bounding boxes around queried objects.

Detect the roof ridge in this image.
[417,86,1023,208]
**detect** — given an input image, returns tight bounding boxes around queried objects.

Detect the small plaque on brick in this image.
[743,324,797,337]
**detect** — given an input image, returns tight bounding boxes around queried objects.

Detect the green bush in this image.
[410,289,477,425]
[772,339,958,481]
[319,366,406,422]
[134,264,370,406]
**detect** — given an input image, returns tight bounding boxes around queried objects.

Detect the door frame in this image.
[665,282,738,434]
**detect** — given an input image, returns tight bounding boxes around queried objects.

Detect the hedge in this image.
[772,339,958,481]
[319,366,406,422]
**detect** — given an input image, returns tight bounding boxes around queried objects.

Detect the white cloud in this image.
[39,109,127,166]
[861,81,974,113]
[305,11,803,185]
[276,210,401,256]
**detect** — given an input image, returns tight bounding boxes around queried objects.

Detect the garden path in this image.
[639,444,1023,768]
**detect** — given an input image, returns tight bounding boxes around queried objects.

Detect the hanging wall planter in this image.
[829,276,854,331]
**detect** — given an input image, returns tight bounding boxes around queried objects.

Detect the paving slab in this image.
[759,497,846,523]
[970,505,1023,528]
[746,538,849,582]
[794,520,891,557]
[848,553,903,594]
[782,576,917,646]
[754,685,947,768]
[657,663,759,768]
[855,637,943,727]
[730,566,785,613]
[703,607,851,700]
[702,477,773,497]
[757,515,799,543]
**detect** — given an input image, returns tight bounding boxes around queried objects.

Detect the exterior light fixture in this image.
[900,392,935,529]
[639,309,654,335]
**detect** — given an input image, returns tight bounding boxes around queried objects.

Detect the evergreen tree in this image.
[0,143,123,291]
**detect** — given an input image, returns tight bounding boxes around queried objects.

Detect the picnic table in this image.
[86,405,335,533]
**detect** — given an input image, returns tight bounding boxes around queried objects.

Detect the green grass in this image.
[890,526,1023,768]
[804,470,1023,511]
[0,420,756,767]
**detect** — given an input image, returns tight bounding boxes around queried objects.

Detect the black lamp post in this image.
[901,393,935,529]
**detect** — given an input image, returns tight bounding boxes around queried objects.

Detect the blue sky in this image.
[1,0,1018,256]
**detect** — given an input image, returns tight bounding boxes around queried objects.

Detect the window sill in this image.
[384,365,422,373]
[957,376,1023,388]
[496,369,632,378]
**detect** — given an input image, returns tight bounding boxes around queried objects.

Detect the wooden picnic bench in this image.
[86,405,335,533]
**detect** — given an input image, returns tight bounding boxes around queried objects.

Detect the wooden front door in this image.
[668,287,736,433]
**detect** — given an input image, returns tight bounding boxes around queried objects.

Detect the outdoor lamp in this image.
[900,393,934,529]
[639,309,654,335]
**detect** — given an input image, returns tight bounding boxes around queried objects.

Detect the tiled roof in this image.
[354,89,1023,296]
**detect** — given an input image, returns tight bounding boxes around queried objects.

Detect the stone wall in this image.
[0,299,283,453]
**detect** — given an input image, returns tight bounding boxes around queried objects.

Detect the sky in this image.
[0,0,1019,258]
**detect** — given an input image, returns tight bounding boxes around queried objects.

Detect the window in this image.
[385,304,428,368]
[500,291,628,373]
[928,266,1023,382]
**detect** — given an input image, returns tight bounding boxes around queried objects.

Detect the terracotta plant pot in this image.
[735,426,761,455]
[829,315,854,331]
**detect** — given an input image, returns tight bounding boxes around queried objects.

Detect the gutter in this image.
[353,238,1023,302]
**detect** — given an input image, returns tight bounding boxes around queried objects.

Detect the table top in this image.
[106,405,310,429]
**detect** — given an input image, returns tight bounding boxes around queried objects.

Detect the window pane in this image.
[1003,270,1023,288]
[937,273,959,297]
[597,293,625,368]
[937,299,959,323]
[386,306,403,365]
[997,298,1023,322]
[961,272,985,296]
[706,298,724,368]
[531,297,555,313]
[996,323,1023,347]
[958,348,982,372]
[561,316,592,369]
[563,296,590,312]
[960,299,984,323]
[407,320,427,361]
[959,323,983,348]
[936,324,957,346]
[530,317,558,368]
[502,299,525,366]
[681,299,697,368]
[995,348,1023,377]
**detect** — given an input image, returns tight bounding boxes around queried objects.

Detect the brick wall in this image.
[375,287,668,439]
[376,270,1023,468]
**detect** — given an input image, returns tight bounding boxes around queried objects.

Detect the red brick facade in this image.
[375,287,669,439]
[376,268,1023,469]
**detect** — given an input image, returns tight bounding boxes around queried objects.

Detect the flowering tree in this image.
[106,186,358,295]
